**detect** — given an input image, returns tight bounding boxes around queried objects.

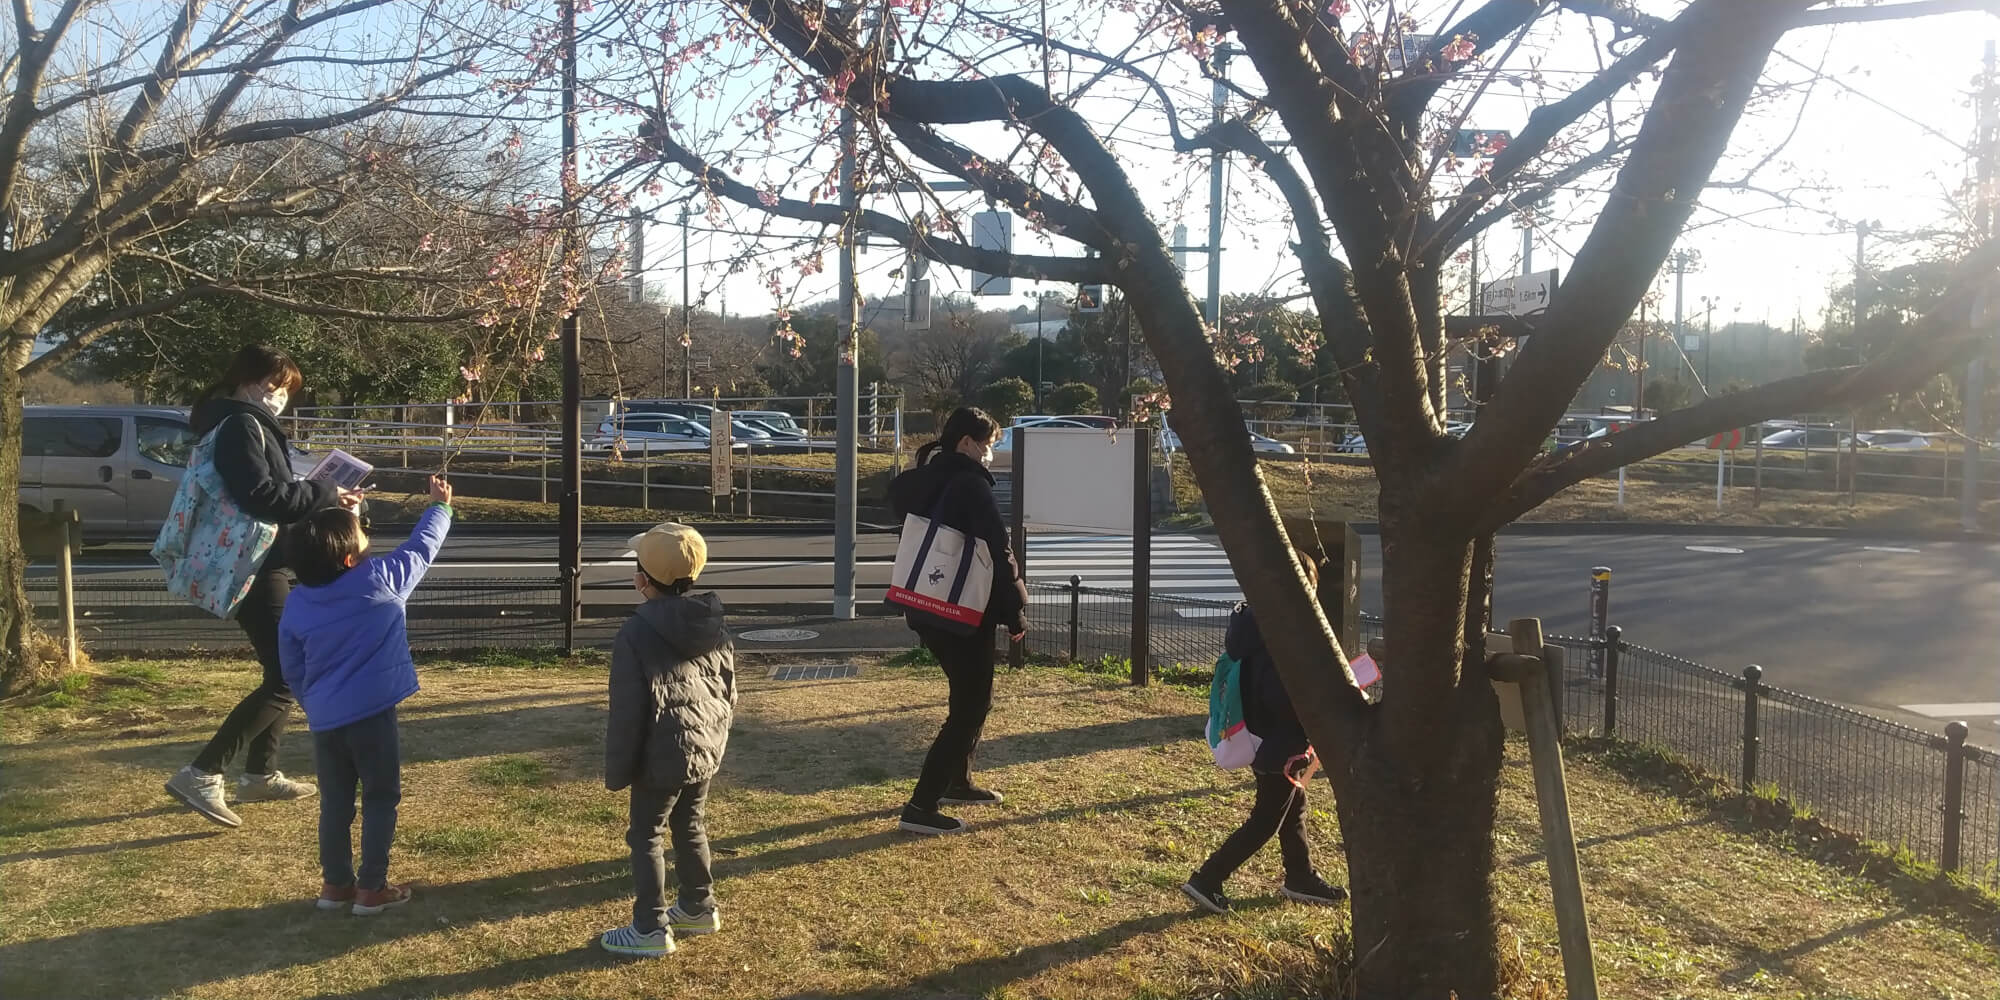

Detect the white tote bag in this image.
[886,502,994,634]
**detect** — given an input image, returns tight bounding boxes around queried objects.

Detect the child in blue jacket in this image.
[279,474,453,915]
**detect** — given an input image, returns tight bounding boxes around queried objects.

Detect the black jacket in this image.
[1229,604,1309,774]
[604,593,736,791]
[887,451,1028,635]
[191,397,339,570]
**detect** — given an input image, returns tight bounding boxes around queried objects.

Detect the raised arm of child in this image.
[373,475,454,600]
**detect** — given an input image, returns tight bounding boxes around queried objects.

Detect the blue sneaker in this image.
[600,923,673,957]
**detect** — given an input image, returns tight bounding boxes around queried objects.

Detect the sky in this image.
[624,3,1998,340]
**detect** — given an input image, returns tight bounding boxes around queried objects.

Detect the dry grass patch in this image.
[1172,457,1988,534]
[2,658,1993,999]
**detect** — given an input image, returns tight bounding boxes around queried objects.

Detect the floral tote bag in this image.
[151,424,278,619]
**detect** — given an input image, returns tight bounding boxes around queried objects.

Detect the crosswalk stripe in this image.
[1022,533,1242,601]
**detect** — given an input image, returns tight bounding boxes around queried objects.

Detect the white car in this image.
[989,418,1096,470]
[1156,427,1296,455]
[1847,430,1933,451]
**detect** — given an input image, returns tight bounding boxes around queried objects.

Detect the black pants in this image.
[193,565,294,774]
[628,779,714,933]
[1195,771,1313,887]
[909,626,996,810]
[314,708,402,890]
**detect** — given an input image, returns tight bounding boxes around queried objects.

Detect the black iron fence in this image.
[29,571,1998,891]
[1019,578,1999,893]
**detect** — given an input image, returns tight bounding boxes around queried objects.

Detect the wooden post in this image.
[56,505,79,669]
[1500,617,1600,1000]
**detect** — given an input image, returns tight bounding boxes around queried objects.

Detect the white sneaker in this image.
[165,766,241,827]
[238,771,317,802]
[667,903,720,936]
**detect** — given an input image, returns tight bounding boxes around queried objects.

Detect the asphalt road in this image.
[36,528,1997,735]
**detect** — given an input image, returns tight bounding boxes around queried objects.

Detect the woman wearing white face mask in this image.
[884,406,1028,836]
[165,345,364,828]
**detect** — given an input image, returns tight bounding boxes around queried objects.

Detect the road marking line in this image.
[1897,702,2000,718]
[1862,545,1921,554]
[1684,545,1745,554]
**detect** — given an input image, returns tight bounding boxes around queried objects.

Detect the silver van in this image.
[19,405,320,540]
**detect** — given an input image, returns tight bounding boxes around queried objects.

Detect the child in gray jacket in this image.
[600,522,736,958]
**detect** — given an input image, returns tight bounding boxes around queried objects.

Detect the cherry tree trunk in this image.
[1,350,51,695]
[1330,513,1507,999]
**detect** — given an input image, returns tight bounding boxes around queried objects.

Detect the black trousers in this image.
[908,626,996,810]
[628,779,715,933]
[1195,771,1313,887]
[314,708,401,890]
[193,565,294,774]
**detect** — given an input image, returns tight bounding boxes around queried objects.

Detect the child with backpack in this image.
[1182,553,1347,914]
[600,522,736,958]
[279,474,453,915]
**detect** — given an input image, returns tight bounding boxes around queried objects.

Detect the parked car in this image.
[20,404,321,540]
[1847,430,1933,451]
[1759,427,1848,450]
[1156,427,1296,456]
[589,414,753,452]
[1337,422,1471,455]
[1017,413,1118,430]
[732,409,809,440]
[619,399,715,421]
[988,418,1095,470]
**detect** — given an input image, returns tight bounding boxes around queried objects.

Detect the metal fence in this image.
[1019,579,2000,892]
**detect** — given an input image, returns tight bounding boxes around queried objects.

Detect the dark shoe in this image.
[1180,877,1231,914]
[897,803,968,835]
[938,785,1004,806]
[1280,872,1348,906]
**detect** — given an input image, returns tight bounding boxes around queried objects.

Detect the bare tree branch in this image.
[1794,0,2000,28]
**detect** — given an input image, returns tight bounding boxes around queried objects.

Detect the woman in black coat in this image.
[164,345,362,828]
[885,406,1028,835]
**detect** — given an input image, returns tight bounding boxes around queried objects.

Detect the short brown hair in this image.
[288,507,367,587]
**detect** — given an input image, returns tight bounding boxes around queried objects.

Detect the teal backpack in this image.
[1205,654,1262,769]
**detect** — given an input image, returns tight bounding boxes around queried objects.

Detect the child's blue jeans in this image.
[313,707,401,890]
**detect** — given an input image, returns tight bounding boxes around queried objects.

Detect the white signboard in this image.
[710,409,732,497]
[1020,427,1134,534]
[1479,268,1558,318]
[971,211,1012,295]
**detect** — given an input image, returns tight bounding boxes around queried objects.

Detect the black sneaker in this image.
[898,803,968,835]
[938,785,1004,806]
[1280,872,1348,906]
[1179,877,1231,914]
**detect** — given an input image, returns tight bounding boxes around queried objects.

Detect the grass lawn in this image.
[4,657,1993,999]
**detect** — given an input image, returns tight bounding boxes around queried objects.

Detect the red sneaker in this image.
[316,883,356,911]
[352,884,413,916]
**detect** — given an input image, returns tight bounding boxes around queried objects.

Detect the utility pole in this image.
[1206,47,1232,327]
[1965,40,1995,531]
[1519,206,1534,274]
[1672,249,1689,384]
[1853,219,1870,342]
[1035,292,1045,410]
[558,0,581,648]
[1636,300,1647,416]
[682,206,694,398]
[1704,297,1715,388]
[832,59,859,621]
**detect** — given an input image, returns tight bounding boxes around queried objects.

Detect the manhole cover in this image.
[739,628,821,642]
[1683,545,1745,555]
[769,664,859,681]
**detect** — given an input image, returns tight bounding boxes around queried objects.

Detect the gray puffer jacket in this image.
[604,593,736,791]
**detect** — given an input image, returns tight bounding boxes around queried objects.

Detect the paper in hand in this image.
[306,449,374,489]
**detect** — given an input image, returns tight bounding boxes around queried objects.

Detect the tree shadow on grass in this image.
[0,804,184,838]
[86,701,608,771]
[304,907,1195,1000]
[0,786,1207,1000]
[731,712,1199,796]
[0,830,221,864]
